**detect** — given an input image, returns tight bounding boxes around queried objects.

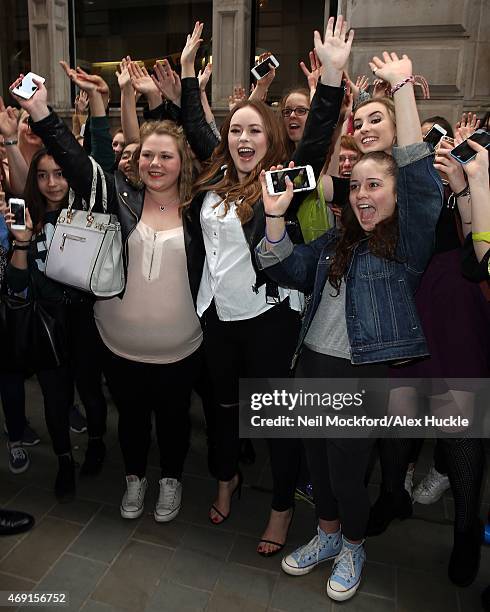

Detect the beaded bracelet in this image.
[265,228,287,244]
[389,75,415,96]
[472,232,490,243]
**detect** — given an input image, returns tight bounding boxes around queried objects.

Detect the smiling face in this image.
[138,133,181,191]
[36,155,69,209]
[352,102,396,154]
[228,105,268,181]
[349,158,396,232]
[282,92,310,144]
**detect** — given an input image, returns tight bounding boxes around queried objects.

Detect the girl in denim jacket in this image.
[256,51,443,602]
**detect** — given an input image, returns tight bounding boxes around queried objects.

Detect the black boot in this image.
[80,439,106,477]
[448,520,482,587]
[366,489,412,537]
[0,509,35,536]
[55,455,76,503]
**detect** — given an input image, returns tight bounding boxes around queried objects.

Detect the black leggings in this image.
[296,348,387,540]
[203,300,301,511]
[103,344,200,479]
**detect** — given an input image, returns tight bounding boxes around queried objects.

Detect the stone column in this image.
[212,0,252,110]
[27,0,71,111]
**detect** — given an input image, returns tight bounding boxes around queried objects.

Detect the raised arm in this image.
[369,52,422,146]
[9,76,114,209]
[463,141,490,262]
[0,97,28,195]
[180,22,219,161]
[117,57,140,145]
[294,16,353,177]
[60,61,115,172]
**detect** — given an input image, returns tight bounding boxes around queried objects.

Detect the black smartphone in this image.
[450,129,490,164]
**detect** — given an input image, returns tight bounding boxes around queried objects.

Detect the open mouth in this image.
[238,147,255,161]
[148,171,164,177]
[361,136,378,146]
[341,171,352,178]
[288,122,301,131]
[358,203,376,224]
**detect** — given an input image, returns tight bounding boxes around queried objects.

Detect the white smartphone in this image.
[450,129,490,164]
[265,165,316,195]
[251,54,279,80]
[9,198,26,230]
[423,123,447,148]
[11,72,46,100]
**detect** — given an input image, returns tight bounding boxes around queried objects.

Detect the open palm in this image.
[314,15,354,73]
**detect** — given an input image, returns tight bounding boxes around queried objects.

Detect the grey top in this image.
[304,280,351,360]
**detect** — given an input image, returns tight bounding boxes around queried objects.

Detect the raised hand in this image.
[152,60,182,105]
[369,51,412,87]
[314,15,354,87]
[339,80,353,120]
[350,74,369,102]
[181,21,204,69]
[9,74,49,122]
[74,90,89,114]
[228,85,246,111]
[116,56,132,91]
[75,68,110,107]
[128,61,160,98]
[455,111,480,134]
[60,60,98,93]
[300,50,323,93]
[0,96,18,138]
[198,62,212,91]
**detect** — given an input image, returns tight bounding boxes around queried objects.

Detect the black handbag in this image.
[0,290,69,371]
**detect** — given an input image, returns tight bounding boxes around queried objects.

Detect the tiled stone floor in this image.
[0,378,488,611]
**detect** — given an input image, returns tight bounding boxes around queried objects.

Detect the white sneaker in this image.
[154,478,182,523]
[412,466,450,505]
[404,466,415,498]
[120,476,147,519]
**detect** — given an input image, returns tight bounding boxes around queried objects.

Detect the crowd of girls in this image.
[0,14,488,604]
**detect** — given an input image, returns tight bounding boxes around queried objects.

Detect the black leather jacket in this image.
[180,77,345,300]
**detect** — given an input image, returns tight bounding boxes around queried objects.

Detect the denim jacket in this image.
[256,143,444,365]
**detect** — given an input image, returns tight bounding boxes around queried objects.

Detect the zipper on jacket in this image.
[119,192,139,268]
[148,232,157,280]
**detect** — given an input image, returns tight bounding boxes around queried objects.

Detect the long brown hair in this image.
[135,120,194,207]
[328,151,399,292]
[24,148,69,233]
[187,99,288,224]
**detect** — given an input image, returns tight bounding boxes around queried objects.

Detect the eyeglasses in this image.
[281,107,309,118]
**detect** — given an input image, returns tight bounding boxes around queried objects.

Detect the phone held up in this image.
[11,72,46,100]
[251,54,279,81]
[9,198,26,230]
[265,165,316,196]
[423,123,447,148]
[450,129,490,164]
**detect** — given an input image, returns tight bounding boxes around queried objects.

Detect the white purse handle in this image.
[67,157,108,223]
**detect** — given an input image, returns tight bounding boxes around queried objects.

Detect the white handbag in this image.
[45,157,125,298]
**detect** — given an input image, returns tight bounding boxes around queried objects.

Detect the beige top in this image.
[95,221,202,363]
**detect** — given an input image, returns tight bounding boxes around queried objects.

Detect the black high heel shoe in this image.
[257,507,295,558]
[209,471,243,525]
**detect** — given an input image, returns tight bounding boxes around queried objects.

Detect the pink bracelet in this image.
[389,75,415,96]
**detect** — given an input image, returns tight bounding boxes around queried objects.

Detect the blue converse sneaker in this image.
[327,537,365,601]
[281,526,342,576]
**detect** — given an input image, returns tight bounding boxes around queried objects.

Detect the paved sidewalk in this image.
[0,378,488,611]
